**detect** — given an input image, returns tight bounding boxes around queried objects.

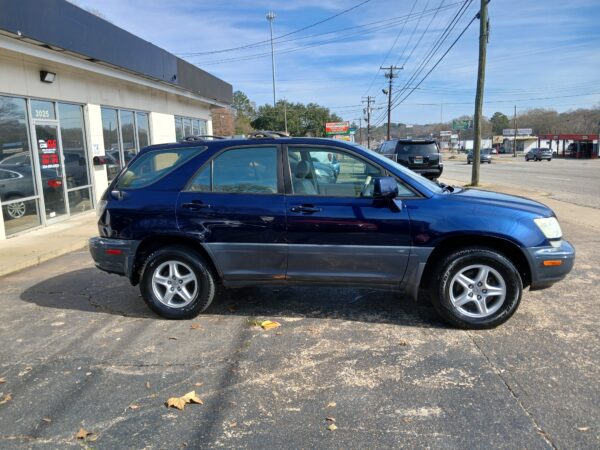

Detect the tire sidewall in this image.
[140,246,214,319]
[434,249,523,329]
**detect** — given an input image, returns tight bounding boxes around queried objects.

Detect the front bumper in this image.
[526,239,575,290]
[89,237,140,279]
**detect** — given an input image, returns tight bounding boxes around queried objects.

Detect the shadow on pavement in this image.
[20,268,446,328]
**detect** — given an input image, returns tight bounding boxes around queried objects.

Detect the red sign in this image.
[325,122,350,135]
[47,139,57,149]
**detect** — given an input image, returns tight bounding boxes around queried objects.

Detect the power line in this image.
[178,0,373,57]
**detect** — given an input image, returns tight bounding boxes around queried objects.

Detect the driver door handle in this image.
[291,205,322,214]
[182,201,211,210]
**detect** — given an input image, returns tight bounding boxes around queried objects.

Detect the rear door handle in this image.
[290,205,322,214]
[182,201,211,210]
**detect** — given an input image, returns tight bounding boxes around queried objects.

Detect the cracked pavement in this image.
[0,216,598,448]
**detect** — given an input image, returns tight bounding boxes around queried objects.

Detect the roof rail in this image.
[180,135,226,142]
[248,131,290,139]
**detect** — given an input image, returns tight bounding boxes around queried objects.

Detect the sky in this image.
[73,0,600,126]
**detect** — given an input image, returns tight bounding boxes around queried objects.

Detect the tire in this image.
[525,157,529,161]
[428,247,523,329]
[547,158,551,162]
[140,245,216,319]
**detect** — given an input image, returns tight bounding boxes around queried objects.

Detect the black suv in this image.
[378,139,443,179]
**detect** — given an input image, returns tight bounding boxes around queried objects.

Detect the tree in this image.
[251,101,341,137]
[232,91,256,120]
[490,112,510,135]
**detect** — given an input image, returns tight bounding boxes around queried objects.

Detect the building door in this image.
[32,122,68,221]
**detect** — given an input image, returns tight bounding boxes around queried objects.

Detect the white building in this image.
[0,0,232,239]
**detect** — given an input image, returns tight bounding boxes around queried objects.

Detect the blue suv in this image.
[90,135,575,329]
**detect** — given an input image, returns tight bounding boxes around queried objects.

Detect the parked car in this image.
[467,148,492,164]
[0,164,63,219]
[90,136,574,329]
[525,148,552,161]
[378,139,443,180]
[491,148,498,155]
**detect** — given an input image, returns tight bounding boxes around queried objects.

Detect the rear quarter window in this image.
[116,147,203,189]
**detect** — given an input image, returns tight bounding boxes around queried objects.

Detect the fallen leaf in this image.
[87,434,98,442]
[229,421,237,428]
[145,382,151,389]
[190,323,202,330]
[577,426,590,432]
[0,393,11,405]
[76,428,92,439]
[168,336,178,340]
[128,404,140,411]
[260,320,281,330]
[182,391,203,404]
[0,377,5,384]
[326,424,338,431]
[194,382,203,387]
[275,332,283,336]
[42,417,52,423]
[327,401,336,408]
[398,340,408,346]
[18,367,32,376]
[326,417,336,422]
[166,397,186,410]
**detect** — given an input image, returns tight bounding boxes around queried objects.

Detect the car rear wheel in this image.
[5,201,26,219]
[429,247,523,329]
[140,245,216,319]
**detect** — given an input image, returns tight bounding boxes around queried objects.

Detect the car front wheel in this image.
[430,247,523,329]
[140,245,216,319]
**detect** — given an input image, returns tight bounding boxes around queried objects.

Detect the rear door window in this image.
[397,143,438,155]
[187,146,279,194]
[116,147,202,189]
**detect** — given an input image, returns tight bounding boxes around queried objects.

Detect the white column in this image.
[150,112,176,144]
[206,119,213,136]
[85,104,108,205]
[0,197,6,240]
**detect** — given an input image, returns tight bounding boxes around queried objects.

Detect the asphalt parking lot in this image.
[0,166,598,449]
[442,156,600,209]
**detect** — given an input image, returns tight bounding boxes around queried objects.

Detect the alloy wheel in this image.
[449,264,506,318]
[6,201,26,219]
[151,260,199,308]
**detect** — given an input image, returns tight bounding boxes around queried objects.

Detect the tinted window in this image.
[397,142,438,155]
[188,147,278,194]
[116,147,200,189]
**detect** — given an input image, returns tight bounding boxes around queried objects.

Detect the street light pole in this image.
[266,11,277,107]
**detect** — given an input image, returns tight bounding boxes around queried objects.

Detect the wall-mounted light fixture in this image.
[40,70,56,83]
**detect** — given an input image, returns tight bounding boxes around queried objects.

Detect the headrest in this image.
[295,160,311,179]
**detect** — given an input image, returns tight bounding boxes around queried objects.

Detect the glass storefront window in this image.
[101,107,120,181]
[136,112,150,149]
[30,100,56,120]
[58,103,90,189]
[0,95,41,235]
[175,116,183,141]
[67,187,92,214]
[120,110,137,166]
[183,118,192,137]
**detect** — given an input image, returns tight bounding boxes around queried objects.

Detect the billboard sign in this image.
[325,121,350,135]
[452,119,472,130]
[502,128,533,136]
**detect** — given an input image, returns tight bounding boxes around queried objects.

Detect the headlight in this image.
[534,217,562,239]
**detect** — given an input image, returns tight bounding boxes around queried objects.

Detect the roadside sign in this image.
[325,122,350,135]
[332,134,352,142]
[502,128,533,136]
[440,130,452,136]
[452,119,472,130]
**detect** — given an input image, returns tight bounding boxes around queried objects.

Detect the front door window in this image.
[35,124,67,220]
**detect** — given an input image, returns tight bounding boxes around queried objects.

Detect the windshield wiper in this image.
[436,181,455,193]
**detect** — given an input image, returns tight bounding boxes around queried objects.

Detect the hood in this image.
[449,188,553,217]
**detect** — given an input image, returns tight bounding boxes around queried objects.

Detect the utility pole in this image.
[380,65,402,141]
[471,0,489,186]
[513,105,517,157]
[359,117,363,145]
[362,96,375,149]
[283,98,288,134]
[266,11,277,107]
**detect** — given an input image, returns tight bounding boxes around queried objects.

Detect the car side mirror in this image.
[373,176,398,199]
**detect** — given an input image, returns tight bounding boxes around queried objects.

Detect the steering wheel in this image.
[359,176,373,197]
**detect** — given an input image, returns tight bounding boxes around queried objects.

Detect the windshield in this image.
[348,142,443,194]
